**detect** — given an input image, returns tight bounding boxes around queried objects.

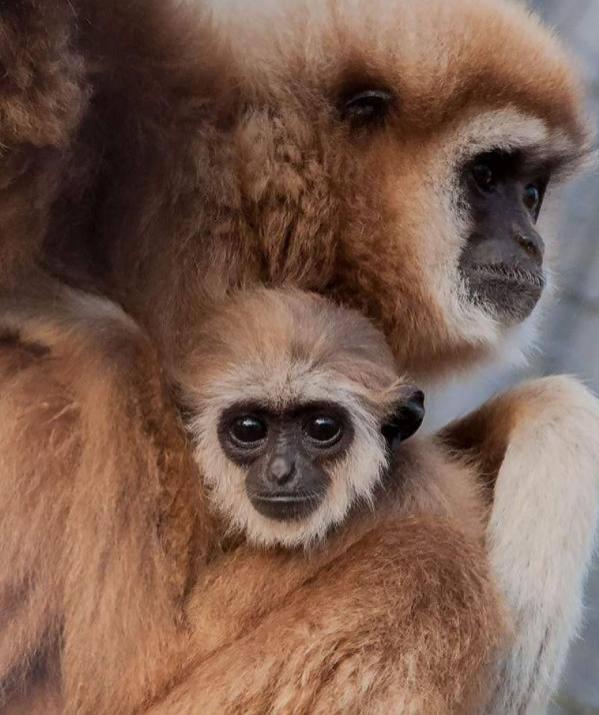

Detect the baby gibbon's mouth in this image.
[249,492,324,522]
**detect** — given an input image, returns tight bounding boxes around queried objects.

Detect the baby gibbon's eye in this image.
[341,89,394,125]
[304,415,343,447]
[229,415,268,447]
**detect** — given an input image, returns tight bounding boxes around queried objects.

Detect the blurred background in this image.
[430,1,599,711]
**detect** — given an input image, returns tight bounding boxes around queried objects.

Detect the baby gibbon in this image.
[176,288,425,548]
[0,286,505,714]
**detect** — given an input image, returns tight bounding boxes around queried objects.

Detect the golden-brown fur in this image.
[0,284,209,713]
[1,0,598,713]
[162,515,502,715]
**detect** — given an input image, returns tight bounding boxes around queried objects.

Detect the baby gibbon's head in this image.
[176,288,424,548]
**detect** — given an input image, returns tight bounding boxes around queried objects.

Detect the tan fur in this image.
[160,513,502,715]
[0,0,598,713]
[443,378,599,713]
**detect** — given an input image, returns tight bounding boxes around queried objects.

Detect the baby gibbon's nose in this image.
[267,455,296,486]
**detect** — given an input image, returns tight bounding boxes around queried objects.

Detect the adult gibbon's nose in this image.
[513,225,544,264]
[267,455,296,486]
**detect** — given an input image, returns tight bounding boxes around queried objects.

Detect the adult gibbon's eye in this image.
[229,416,268,446]
[523,182,544,220]
[471,161,497,192]
[342,89,393,124]
[304,415,343,447]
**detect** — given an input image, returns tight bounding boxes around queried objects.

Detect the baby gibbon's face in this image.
[218,400,355,523]
[201,386,423,549]
[177,289,425,548]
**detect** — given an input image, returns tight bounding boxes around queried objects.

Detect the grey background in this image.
[532,3,599,710]
[431,0,599,710]
[519,2,599,711]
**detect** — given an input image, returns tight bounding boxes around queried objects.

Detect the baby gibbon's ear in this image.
[381,388,425,450]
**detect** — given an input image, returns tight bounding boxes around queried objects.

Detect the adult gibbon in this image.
[1,0,598,713]
[0,1,86,287]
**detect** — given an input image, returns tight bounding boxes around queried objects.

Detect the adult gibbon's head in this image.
[77,0,592,379]
[203,0,591,377]
[175,289,424,548]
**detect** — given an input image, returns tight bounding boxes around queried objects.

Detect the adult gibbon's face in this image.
[458,149,550,324]
[196,0,590,377]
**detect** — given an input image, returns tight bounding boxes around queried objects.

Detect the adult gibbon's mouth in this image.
[249,492,324,522]
[465,262,545,324]
[470,263,546,291]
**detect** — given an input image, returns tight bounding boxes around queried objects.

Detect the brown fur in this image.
[0,1,87,286]
[0,0,596,713]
